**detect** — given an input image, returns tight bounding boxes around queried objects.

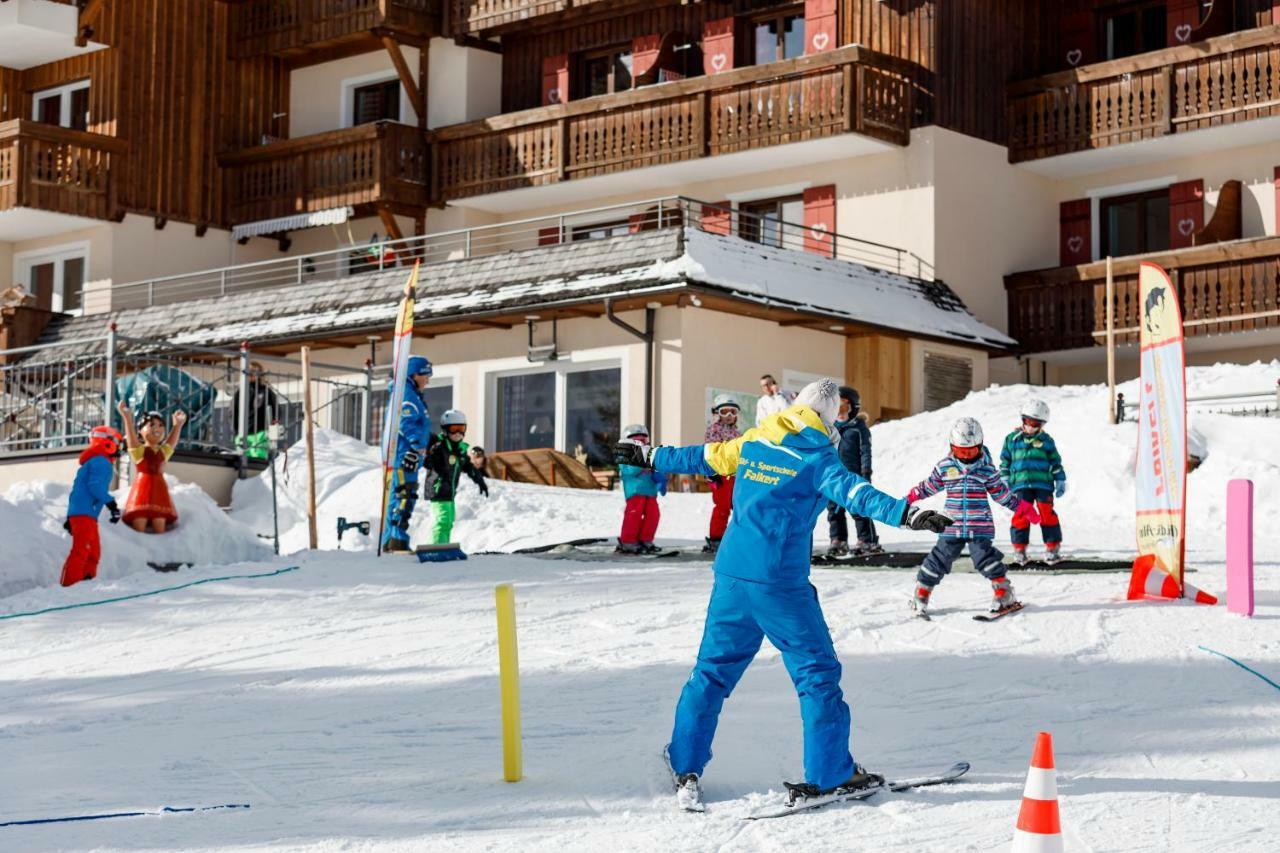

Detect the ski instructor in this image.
[613,379,951,808]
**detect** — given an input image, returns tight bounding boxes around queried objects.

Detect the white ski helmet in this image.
[949,416,984,448]
[710,393,740,413]
[623,423,649,439]
[1020,398,1050,423]
[440,409,468,427]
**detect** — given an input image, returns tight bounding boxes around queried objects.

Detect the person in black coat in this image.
[825,386,883,556]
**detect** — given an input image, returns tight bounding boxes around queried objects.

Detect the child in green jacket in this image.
[423,409,489,544]
[1000,398,1066,565]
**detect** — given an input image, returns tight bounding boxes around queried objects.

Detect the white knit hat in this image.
[794,378,840,430]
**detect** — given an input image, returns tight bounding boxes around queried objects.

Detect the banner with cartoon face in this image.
[1134,262,1187,591]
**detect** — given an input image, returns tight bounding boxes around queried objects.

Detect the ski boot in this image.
[615,542,642,555]
[1012,545,1029,566]
[639,542,663,555]
[664,746,704,812]
[910,583,932,617]
[855,540,885,556]
[383,538,412,554]
[784,764,885,807]
[701,537,721,554]
[1043,544,1063,566]
[989,576,1018,612]
[826,539,849,558]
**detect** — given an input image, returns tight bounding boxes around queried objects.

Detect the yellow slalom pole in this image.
[495,583,523,782]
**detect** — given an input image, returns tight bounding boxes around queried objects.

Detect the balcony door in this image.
[580,46,634,98]
[32,81,90,131]
[750,7,806,66]
[739,195,805,251]
[1101,189,1169,257]
[15,244,88,313]
[1100,1,1167,60]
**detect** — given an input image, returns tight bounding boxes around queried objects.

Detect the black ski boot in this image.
[701,537,720,554]
[784,764,885,807]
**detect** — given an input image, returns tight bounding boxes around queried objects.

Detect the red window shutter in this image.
[804,0,837,55]
[1060,9,1094,69]
[1169,179,1204,249]
[702,202,732,236]
[1167,0,1200,44]
[538,226,561,246]
[1059,199,1091,265]
[542,54,569,106]
[803,185,836,256]
[702,17,734,75]
[633,34,662,80]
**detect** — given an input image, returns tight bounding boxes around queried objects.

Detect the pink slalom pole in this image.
[1226,479,1254,617]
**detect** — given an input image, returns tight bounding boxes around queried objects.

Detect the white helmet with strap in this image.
[623,423,649,439]
[949,417,984,448]
[440,409,467,427]
[1020,398,1050,423]
[710,393,740,413]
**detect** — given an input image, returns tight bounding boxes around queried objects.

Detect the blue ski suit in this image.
[381,379,432,548]
[652,404,908,789]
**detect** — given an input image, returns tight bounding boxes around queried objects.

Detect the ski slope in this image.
[2,365,1278,851]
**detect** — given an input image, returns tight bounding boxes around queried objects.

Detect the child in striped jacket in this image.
[907,417,1038,615]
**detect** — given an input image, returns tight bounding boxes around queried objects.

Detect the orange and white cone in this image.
[1011,731,1063,853]
[1127,554,1217,605]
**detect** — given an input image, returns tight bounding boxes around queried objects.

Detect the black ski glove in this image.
[613,440,655,469]
[401,449,421,470]
[477,478,490,498]
[862,468,873,480]
[902,505,951,533]
[708,474,724,487]
[62,518,71,534]
[107,501,121,524]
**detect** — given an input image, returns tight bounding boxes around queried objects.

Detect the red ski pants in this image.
[620,495,661,544]
[61,515,101,587]
[708,476,735,540]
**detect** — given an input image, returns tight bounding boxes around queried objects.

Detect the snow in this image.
[2,363,1278,852]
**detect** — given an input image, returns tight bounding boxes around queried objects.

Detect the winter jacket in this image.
[67,449,115,519]
[654,404,907,586]
[423,434,486,502]
[754,391,796,427]
[833,413,872,476]
[704,420,741,444]
[620,464,667,499]
[911,447,1020,539]
[999,429,1066,493]
[386,380,432,468]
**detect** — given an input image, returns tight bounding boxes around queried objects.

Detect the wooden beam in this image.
[418,37,430,131]
[75,0,104,47]
[470,319,514,330]
[377,206,404,241]
[381,36,426,123]
[452,35,503,54]
[777,317,821,327]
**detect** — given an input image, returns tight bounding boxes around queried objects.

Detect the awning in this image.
[231,206,355,241]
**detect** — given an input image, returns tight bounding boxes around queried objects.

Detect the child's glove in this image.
[902,505,953,533]
[652,472,668,496]
[1054,479,1067,498]
[401,448,421,470]
[613,440,655,468]
[1015,500,1041,525]
[107,501,121,524]
[906,487,922,505]
[62,518,71,534]
[478,480,490,498]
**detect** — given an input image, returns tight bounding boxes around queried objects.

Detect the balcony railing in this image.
[433,46,913,202]
[220,122,429,227]
[229,0,437,59]
[1005,238,1280,353]
[1008,26,1280,163]
[447,0,610,37]
[0,120,126,222]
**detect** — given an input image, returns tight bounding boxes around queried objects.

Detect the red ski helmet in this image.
[88,425,123,457]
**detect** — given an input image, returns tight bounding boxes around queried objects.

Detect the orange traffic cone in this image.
[1127,554,1217,605]
[1011,731,1063,853]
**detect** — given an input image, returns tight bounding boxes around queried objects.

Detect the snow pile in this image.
[0,478,271,600]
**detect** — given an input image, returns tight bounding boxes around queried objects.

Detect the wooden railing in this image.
[1005,238,1280,353]
[0,120,126,222]
[220,122,429,225]
[447,0,610,36]
[1008,26,1280,163]
[433,46,913,202]
[229,0,437,59]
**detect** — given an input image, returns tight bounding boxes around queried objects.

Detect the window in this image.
[493,364,621,466]
[751,9,805,65]
[351,78,400,125]
[1100,1,1167,60]
[32,81,90,130]
[581,46,633,98]
[571,220,630,242]
[15,245,88,313]
[496,372,557,452]
[357,379,453,446]
[1101,189,1169,257]
[564,368,621,466]
[738,195,804,250]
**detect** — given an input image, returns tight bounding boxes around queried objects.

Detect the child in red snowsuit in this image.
[703,394,742,553]
[61,425,123,587]
[617,424,666,555]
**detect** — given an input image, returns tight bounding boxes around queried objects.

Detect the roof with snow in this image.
[29,227,1013,361]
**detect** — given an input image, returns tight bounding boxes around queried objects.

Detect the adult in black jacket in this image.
[826,386,882,556]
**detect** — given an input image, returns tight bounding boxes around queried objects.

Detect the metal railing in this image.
[1114,384,1279,422]
[110,196,935,310]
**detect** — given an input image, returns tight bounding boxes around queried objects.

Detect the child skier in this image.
[60,425,123,587]
[908,417,1038,616]
[702,394,741,553]
[617,423,667,555]
[382,355,433,553]
[826,386,882,557]
[1000,398,1067,566]
[423,409,489,544]
[614,379,952,810]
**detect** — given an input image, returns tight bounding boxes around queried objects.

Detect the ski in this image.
[147,561,190,572]
[616,549,682,560]
[973,602,1025,622]
[662,747,705,813]
[744,762,969,820]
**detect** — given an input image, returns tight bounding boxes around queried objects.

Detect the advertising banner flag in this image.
[376,261,420,556]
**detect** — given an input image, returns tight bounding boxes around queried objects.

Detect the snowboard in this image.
[973,602,1025,622]
[513,537,609,554]
[744,762,970,820]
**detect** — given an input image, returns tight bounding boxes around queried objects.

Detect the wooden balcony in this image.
[1005,238,1280,353]
[220,122,429,226]
[228,0,438,61]
[433,46,913,202]
[446,0,614,38]
[0,120,126,222]
[1008,26,1280,163]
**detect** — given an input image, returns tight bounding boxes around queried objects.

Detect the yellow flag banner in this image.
[376,261,420,556]
[1128,262,1187,599]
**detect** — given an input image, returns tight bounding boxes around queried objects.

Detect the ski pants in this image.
[826,502,879,545]
[1010,488,1061,546]
[708,476,734,541]
[669,575,855,790]
[429,500,456,544]
[381,466,419,548]
[620,495,660,544]
[60,515,101,587]
[917,536,1006,588]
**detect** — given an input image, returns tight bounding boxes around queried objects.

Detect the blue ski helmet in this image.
[407,355,433,378]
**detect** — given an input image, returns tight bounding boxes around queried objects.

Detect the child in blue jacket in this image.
[617,424,666,554]
[61,425,123,587]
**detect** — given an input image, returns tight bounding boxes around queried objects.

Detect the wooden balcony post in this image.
[843,63,855,133]
[556,117,568,182]
[1161,64,1174,135]
[694,90,708,156]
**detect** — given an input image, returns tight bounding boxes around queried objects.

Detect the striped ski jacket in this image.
[912,447,1020,539]
[999,429,1066,493]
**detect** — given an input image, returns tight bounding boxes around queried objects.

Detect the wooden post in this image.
[1106,255,1116,424]
[301,346,319,550]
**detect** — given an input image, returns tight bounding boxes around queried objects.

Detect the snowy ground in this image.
[2,365,1278,851]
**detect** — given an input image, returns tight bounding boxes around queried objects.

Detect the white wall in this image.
[427,37,502,129]
[289,49,421,138]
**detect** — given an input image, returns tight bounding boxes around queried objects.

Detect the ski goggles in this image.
[950,444,982,462]
[445,426,467,437]
[715,407,739,417]
[626,434,650,444]
[1021,417,1045,429]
